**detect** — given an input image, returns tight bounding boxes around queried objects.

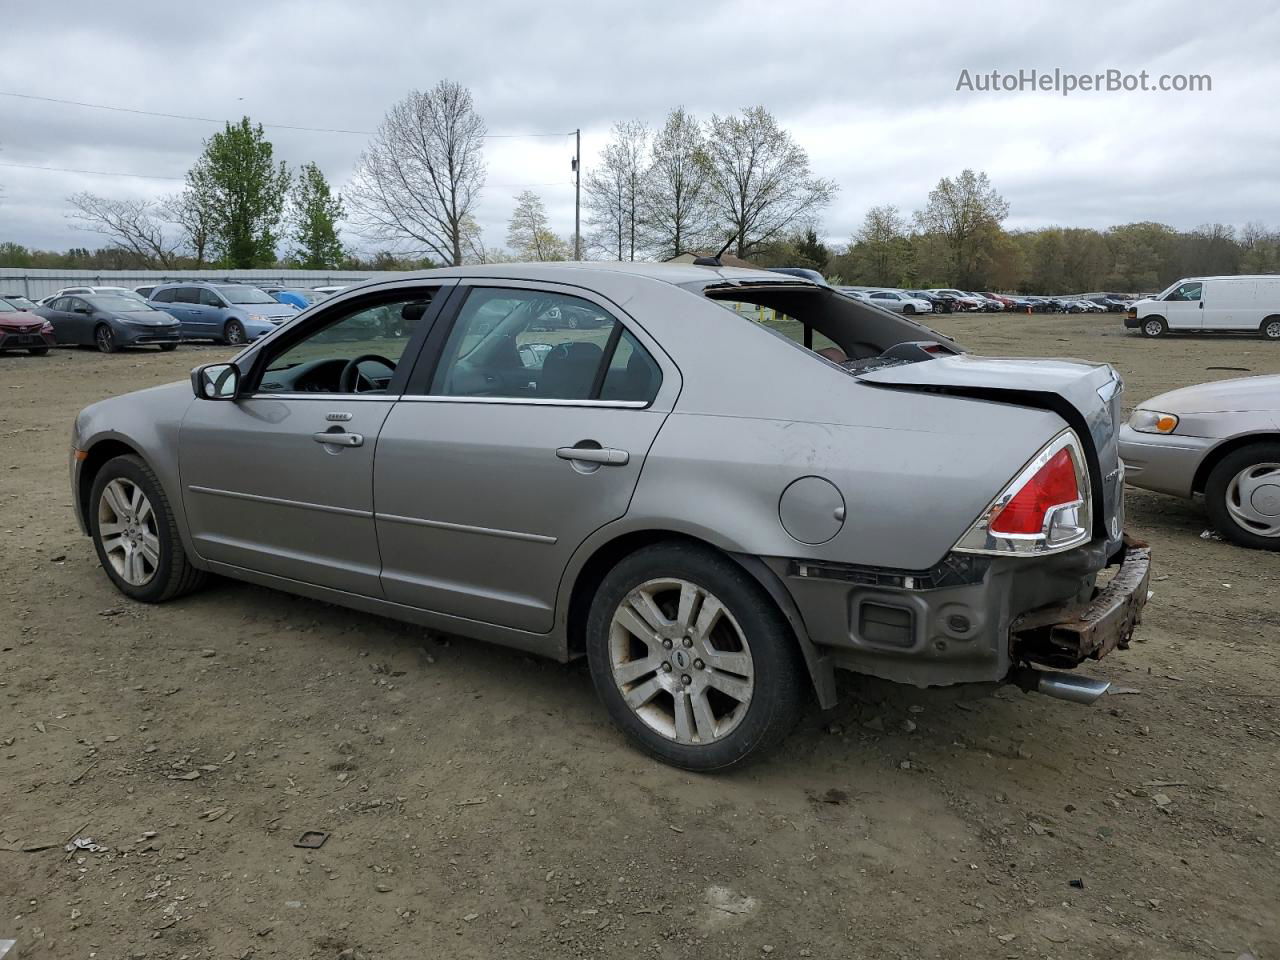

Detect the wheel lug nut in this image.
[681,674,691,686]
[662,639,672,650]
[662,662,672,672]
[694,659,704,670]
[682,637,693,648]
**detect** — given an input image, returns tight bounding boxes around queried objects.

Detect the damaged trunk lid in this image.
[857,353,1126,556]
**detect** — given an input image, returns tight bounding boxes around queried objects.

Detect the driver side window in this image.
[256,292,437,395]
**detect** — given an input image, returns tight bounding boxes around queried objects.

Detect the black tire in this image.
[585,542,807,771]
[223,319,247,346]
[88,454,208,602]
[159,343,179,352]
[903,304,916,316]
[1204,443,1280,551]
[1260,316,1280,340]
[94,324,117,353]
[1140,316,1167,338]
[28,346,50,356]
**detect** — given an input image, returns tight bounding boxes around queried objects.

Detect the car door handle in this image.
[312,431,364,447]
[556,446,629,466]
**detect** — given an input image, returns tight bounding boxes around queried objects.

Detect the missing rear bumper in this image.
[1010,535,1151,669]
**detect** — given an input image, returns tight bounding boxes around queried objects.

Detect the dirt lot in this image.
[2,315,1277,960]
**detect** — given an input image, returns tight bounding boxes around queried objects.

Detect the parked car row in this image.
[835,286,1139,316]
[1,281,365,355]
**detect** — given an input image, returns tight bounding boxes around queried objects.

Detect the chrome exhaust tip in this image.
[1011,668,1111,705]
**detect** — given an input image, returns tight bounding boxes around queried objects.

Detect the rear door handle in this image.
[313,431,364,447]
[556,446,629,466]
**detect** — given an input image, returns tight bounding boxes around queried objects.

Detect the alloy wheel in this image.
[1143,319,1164,337]
[608,577,755,746]
[226,322,246,345]
[1225,462,1280,538]
[96,326,114,352]
[1264,319,1280,340]
[97,478,160,586]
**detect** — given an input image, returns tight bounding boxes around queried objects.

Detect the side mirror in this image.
[191,362,241,401]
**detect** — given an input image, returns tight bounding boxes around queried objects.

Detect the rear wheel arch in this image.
[1192,433,1280,495]
[564,529,836,709]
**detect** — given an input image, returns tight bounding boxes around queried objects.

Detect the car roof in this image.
[397,260,814,288]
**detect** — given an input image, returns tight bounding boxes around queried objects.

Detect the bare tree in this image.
[584,120,648,260]
[913,169,1009,287]
[67,192,180,266]
[642,107,715,259]
[347,81,486,266]
[507,191,571,261]
[699,107,837,260]
[161,187,214,265]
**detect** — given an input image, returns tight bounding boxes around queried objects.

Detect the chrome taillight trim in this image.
[953,430,1093,557]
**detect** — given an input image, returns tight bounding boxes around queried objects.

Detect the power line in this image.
[1,160,573,191]
[0,160,185,181]
[0,91,574,139]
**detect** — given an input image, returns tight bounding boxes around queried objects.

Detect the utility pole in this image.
[573,128,581,260]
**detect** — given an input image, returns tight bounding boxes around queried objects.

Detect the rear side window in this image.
[600,329,661,403]
[174,287,200,304]
[430,287,657,403]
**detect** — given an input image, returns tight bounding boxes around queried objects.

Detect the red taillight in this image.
[989,448,1081,535]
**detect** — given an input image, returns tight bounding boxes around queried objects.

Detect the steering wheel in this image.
[339,354,396,393]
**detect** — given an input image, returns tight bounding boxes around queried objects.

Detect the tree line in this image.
[0,78,1276,293]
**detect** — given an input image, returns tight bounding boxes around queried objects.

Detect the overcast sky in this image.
[1,0,1277,257]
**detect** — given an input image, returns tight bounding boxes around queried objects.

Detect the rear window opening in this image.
[697,282,961,372]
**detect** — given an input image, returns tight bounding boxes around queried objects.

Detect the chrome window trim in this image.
[244,393,401,402]
[397,395,649,409]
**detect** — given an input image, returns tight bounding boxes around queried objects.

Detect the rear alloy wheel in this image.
[1261,317,1280,340]
[224,319,247,346]
[1141,317,1167,338]
[1206,444,1280,551]
[95,324,117,353]
[89,454,208,601]
[586,542,806,770]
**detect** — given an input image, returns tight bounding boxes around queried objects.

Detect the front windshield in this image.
[0,297,21,311]
[216,285,277,305]
[86,295,152,313]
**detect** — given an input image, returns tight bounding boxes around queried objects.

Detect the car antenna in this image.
[693,235,736,267]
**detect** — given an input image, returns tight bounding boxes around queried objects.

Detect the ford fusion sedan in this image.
[70,262,1149,770]
[1120,374,1280,550]
[147,282,299,344]
[0,296,56,354]
[36,294,181,353]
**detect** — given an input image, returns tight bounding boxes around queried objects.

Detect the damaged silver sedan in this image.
[69,262,1150,770]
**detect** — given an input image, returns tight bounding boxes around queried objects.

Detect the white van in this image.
[1126,275,1280,339]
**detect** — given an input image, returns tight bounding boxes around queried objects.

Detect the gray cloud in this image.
[2,0,1277,255]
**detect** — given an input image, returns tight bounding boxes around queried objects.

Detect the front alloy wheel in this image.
[224,320,247,345]
[585,542,806,770]
[89,454,208,601]
[1141,317,1166,338]
[98,477,160,586]
[95,324,117,353]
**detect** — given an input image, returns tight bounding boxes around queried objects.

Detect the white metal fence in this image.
[0,268,401,299]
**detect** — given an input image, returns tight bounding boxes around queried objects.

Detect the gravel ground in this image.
[1,314,1277,960]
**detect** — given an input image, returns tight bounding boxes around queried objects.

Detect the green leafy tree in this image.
[187,117,291,267]
[507,190,571,261]
[289,162,346,268]
[914,169,1009,287]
